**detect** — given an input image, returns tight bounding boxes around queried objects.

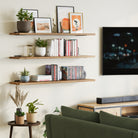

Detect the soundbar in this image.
[97,95,138,104]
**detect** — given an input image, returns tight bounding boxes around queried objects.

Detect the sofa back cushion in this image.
[61,106,99,123]
[100,111,138,131]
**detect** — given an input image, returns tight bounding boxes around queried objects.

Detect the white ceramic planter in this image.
[26,112,37,123]
[35,47,46,56]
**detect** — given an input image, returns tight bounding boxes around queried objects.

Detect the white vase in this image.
[26,112,37,123]
[35,47,46,56]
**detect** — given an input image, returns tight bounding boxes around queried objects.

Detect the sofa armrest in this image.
[45,114,135,138]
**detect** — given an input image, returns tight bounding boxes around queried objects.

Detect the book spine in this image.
[45,65,51,75]
[61,66,68,80]
[75,66,77,80]
[58,39,60,56]
[76,39,78,56]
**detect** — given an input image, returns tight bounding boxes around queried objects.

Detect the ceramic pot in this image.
[26,112,37,123]
[21,76,30,82]
[35,47,46,56]
[15,115,24,124]
[17,21,31,33]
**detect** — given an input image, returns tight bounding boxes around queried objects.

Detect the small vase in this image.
[15,115,24,124]
[21,76,30,82]
[35,47,46,56]
[26,112,37,123]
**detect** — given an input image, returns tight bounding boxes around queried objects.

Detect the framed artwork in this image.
[56,6,74,33]
[69,12,83,33]
[34,17,52,33]
[23,9,39,32]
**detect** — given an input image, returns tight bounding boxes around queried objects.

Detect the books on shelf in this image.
[45,64,86,81]
[46,39,79,57]
[61,66,86,80]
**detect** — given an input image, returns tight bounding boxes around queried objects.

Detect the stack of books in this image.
[61,66,86,80]
[45,64,62,81]
[46,39,79,57]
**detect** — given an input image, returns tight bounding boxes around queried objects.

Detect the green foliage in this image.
[15,111,25,116]
[35,38,47,47]
[26,99,43,113]
[16,8,33,21]
[43,130,47,137]
[53,107,60,113]
[21,68,29,76]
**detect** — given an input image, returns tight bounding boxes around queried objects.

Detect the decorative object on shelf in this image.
[35,37,47,56]
[9,86,28,124]
[69,12,83,33]
[22,9,39,32]
[52,18,57,33]
[26,99,43,123]
[56,6,74,33]
[21,68,30,82]
[16,8,33,33]
[34,17,52,33]
[24,45,34,57]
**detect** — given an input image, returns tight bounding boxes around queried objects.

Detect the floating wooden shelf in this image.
[9,79,95,85]
[9,55,95,59]
[9,32,95,36]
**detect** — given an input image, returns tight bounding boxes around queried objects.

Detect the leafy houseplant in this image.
[26,99,43,123]
[21,68,30,82]
[9,86,28,124]
[16,8,33,33]
[35,38,47,56]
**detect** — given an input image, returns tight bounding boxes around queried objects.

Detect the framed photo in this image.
[69,12,83,33]
[56,6,74,33]
[34,17,52,33]
[23,9,39,32]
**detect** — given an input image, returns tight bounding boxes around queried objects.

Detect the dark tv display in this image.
[103,27,138,75]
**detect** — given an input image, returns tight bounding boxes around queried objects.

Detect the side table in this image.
[8,120,40,138]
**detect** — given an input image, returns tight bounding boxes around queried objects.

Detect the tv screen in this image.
[103,27,138,75]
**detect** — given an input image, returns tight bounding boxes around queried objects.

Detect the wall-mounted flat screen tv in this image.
[103,27,138,75]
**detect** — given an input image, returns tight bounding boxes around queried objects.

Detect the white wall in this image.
[0,0,138,137]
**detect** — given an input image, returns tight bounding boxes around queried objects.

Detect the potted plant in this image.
[16,8,33,33]
[35,38,47,56]
[9,86,28,124]
[26,99,43,123]
[15,110,25,124]
[21,68,30,82]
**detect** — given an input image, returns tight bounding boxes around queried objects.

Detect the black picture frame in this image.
[34,17,52,33]
[56,6,75,33]
[102,27,138,75]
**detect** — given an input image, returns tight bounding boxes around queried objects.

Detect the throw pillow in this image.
[61,106,99,123]
[100,111,138,131]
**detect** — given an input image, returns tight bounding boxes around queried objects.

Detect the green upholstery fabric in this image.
[133,132,138,138]
[100,111,138,131]
[45,114,136,138]
[61,106,99,122]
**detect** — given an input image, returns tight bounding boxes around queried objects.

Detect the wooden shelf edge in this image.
[9,32,96,36]
[9,55,95,59]
[9,79,95,85]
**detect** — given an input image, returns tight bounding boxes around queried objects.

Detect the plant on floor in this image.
[20,68,30,82]
[16,8,33,33]
[26,99,43,123]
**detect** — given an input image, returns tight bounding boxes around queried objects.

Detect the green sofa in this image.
[45,106,138,138]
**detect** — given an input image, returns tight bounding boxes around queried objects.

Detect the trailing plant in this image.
[21,68,29,76]
[26,99,43,113]
[16,8,33,21]
[35,38,47,47]
[15,110,25,117]
[9,86,28,108]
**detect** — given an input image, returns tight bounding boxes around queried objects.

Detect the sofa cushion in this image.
[61,106,99,123]
[100,111,138,131]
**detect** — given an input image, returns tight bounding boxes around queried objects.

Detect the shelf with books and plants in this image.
[9,38,95,59]
[9,64,96,85]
